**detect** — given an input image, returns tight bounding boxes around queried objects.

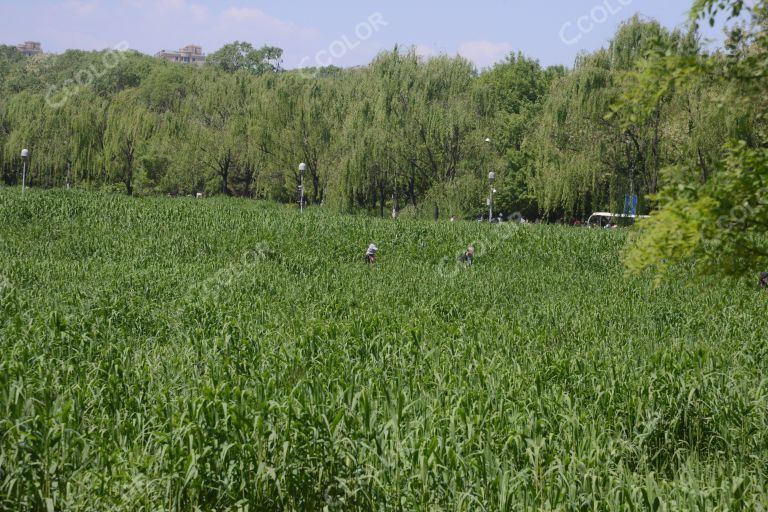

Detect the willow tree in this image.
[135,65,199,195]
[417,57,480,179]
[31,94,103,188]
[334,49,413,214]
[528,17,696,216]
[526,48,618,215]
[2,92,49,187]
[103,90,155,195]
[362,48,422,214]
[253,72,347,204]
[185,71,250,196]
[410,55,489,217]
[337,48,485,216]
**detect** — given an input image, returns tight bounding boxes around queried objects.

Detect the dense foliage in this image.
[0,44,524,219]
[1,189,767,510]
[620,1,768,279]
[2,8,761,223]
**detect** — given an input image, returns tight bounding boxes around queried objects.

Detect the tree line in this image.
[0,9,764,224]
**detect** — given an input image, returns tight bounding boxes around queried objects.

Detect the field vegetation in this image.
[1,189,767,510]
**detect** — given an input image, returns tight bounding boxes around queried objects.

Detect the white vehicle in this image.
[586,212,649,228]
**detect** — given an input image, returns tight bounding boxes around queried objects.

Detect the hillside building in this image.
[155,45,206,65]
[17,41,43,57]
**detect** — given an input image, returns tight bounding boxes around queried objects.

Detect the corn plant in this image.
[1,188,767,510]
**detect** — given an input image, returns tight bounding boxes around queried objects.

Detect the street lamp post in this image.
[299,163,307,213]
[21,149,29,195]
[488,171,496,222]
[64,140,71,189]
[484,137,495,222]
[625,136,635,198]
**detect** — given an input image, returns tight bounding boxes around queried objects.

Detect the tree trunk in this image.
[379,183,386,218]
[408,174,416,207]
[123,140,134,196]
[243,164,255,197]
[125,160,133,196]
[220,153,231,196]
[312,170,320,205]
[649,106,662,195]
[697,148,709,184]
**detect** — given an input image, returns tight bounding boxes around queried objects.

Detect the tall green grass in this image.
[1,188,767,510]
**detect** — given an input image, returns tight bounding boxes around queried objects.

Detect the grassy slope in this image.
[1,188,767,510]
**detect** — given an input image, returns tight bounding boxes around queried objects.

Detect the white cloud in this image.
[119,0,207,20]
[189,4,208,21]
[62,0,101,17]
[458,40,513,68]
[414,44,436,59]
[219,7,313,37]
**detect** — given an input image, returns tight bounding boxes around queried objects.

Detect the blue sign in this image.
[624,194,638,216]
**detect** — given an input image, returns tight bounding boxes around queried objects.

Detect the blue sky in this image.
[0,0,725,69]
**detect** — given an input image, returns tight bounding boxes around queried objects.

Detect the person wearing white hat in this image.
[458,245,475,266]
[365,244,378,265]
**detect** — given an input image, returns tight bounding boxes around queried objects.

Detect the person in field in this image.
[760,272,768,289]
[458,245,475,266]
[365,244,378,265]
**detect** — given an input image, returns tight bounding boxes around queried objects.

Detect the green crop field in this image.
[1,189,767,511]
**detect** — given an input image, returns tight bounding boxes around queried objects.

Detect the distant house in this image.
[155,45,206,65]
[17,41,43,57]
